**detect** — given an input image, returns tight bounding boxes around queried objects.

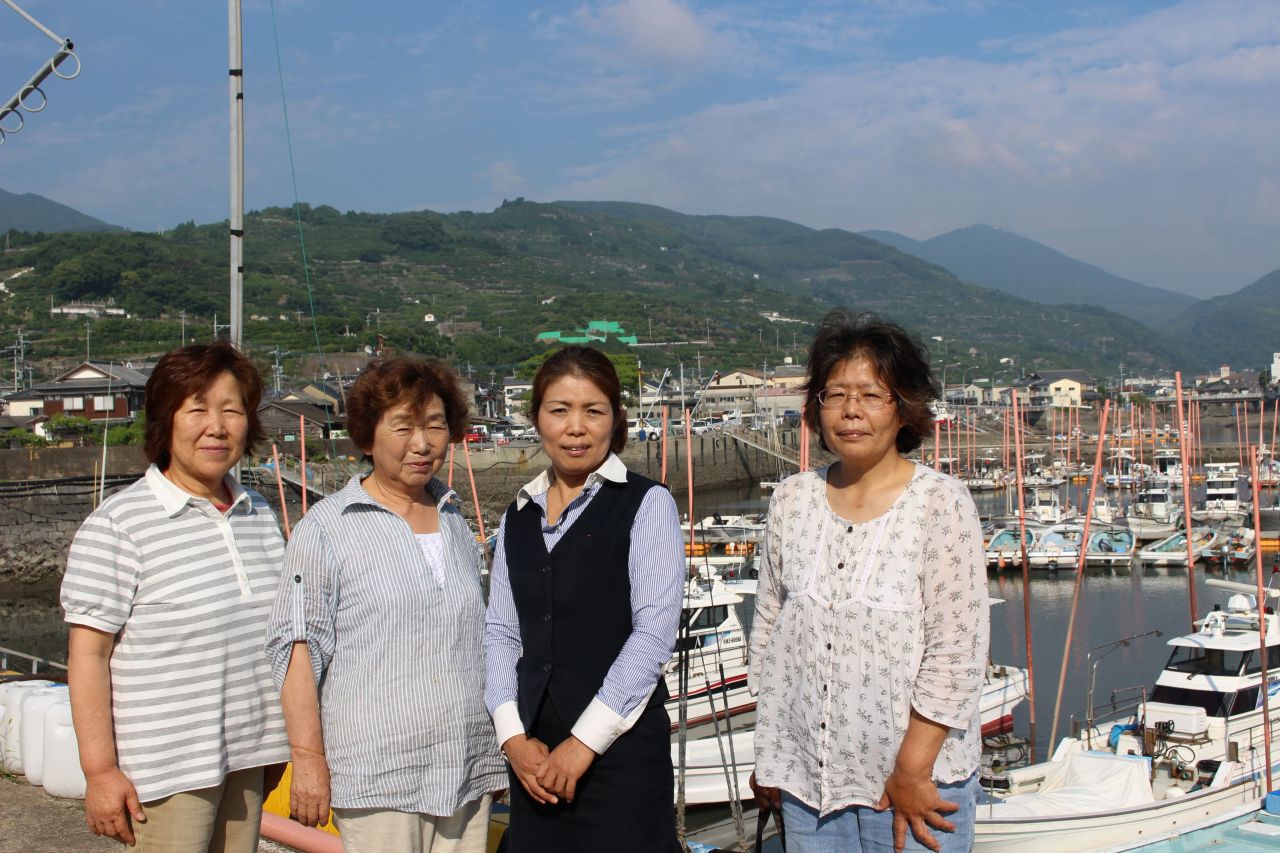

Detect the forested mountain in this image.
[0,188,121,235]
[1169,267,1280,370]
[0,199,1196,381]
[861,224,1198,327]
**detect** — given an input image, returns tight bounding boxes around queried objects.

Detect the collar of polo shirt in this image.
[145,464,250,517]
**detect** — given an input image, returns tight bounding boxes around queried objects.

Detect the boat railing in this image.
[0,645,67,675]
[1082,683,1149,749]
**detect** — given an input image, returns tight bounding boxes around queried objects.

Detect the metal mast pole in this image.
[228,0,244,349]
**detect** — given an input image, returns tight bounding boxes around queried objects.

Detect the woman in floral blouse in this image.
[748,310,989,853]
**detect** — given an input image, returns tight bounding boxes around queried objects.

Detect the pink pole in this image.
[299,416,308,516]
[685,410,696,574]
[271,443,292,539]
[1049,399,1111,748]
[933,420,941,471]
[260,812,342,853]
[447,443,456,489]
[1174,373,1198,627]
[461,438,486,547]
[1250,445,1274,792]
[1012,392,1037,760]
[661,405,669,485]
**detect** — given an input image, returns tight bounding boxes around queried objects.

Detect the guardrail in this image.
[0,645,67,674]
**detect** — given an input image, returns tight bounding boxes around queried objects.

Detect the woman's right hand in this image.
[749,771,781,813]
[84,766,145,846]
[289,747,332,827]
[503,735,557,805]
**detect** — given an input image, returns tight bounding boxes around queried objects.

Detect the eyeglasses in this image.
[816,388,894,411]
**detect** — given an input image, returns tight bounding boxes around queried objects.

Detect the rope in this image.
[268,0,336,457]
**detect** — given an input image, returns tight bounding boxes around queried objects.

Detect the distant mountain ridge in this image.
[0,188,121,234]
[1170,267,1280,369]
[860,224,1198,327]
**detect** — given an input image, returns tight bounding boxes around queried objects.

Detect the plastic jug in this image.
[0,680,56,775]
[41,700,86,799]
[17,685,69,782]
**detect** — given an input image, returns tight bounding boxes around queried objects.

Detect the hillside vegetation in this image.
[0,199,1199,382]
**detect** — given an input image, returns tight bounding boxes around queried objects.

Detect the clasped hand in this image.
[504,734,596,804]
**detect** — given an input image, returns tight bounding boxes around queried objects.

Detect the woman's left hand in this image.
[534,736,596,802]
[876,768,958,853]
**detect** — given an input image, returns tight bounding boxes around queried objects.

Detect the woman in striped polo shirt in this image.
[62,341,290,851]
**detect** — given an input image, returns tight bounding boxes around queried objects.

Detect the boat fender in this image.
[1163,786,1186,799]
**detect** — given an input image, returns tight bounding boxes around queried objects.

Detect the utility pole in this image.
[213,313,230,339]
[180,309,187,346]
[269,347,290,397]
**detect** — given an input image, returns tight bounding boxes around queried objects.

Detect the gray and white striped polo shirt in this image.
[61,465,290,803]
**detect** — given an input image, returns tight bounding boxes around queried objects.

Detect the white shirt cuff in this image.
[570,687,656,754]
[493,701,526,748]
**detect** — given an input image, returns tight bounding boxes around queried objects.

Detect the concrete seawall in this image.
[0,432,794,589]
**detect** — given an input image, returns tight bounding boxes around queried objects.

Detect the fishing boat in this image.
[1026,524,1082,570]
[687,512,766,545]
[1124,487,1183,540]
[986,525,1042,568]
[1194,464,1249,526]
[665,573,755,731]
[1027,486,1077,525]
[1150,449,1185,489]
[1137,526,1224,566]
[973,579,1280,852]
[1090,492,1122,525]
[1086,526,1137,567]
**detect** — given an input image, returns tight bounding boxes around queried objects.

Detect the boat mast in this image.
[228,0,244,349]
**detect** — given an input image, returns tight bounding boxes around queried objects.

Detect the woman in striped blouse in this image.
[266,357,504,853]
[484,346,686,852]
[62,341,290,851]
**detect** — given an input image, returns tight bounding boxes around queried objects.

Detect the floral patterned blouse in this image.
[748,462,989,816]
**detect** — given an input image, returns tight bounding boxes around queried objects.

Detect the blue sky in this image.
[2,0,1278,298]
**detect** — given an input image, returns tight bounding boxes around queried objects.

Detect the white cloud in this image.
[550,0,1280,295]
[486,160,528,194]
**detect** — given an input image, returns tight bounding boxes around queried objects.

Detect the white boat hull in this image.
[975,778,1258,852]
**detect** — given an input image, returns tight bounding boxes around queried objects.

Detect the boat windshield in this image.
[683,605,729,633]
[1164,646,1249,677]
[1148,684,1232,718]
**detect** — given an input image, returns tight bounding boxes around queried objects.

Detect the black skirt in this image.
[505,694,679,853]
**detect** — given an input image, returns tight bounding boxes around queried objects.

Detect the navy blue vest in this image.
[503,472,670,729]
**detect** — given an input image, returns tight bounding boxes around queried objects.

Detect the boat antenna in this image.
[1047,399,1111,750]
[0,0,79,147]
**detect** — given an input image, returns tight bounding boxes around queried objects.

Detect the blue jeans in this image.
[780,775,979,852]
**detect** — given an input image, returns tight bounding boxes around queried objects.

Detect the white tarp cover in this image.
[982,752,1154,819]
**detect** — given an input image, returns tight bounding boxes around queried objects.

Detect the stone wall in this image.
[0,432,792,588]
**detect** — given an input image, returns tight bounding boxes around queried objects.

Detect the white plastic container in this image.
[17,685,70,783]
[41,700,86,799]
[0,680,56,775]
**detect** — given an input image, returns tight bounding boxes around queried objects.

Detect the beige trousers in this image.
[133,766,264,853]
[332,793,492,853]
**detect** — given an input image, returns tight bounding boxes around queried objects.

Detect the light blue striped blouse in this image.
[264,475,505,816]
[484,454,686,754]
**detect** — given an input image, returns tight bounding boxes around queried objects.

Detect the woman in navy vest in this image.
[484,346,685,852]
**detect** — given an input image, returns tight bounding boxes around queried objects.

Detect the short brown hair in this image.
[529,346,627,454]
[144,341,266,469]
[346,358,470,453]
[802,310,938,454]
